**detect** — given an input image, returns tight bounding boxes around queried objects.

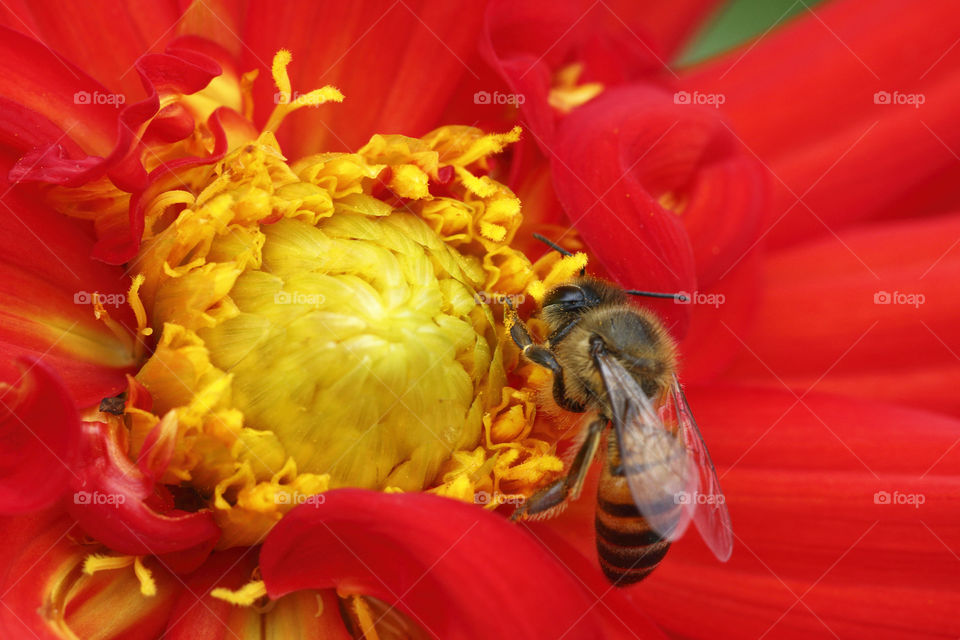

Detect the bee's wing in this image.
[669,373,734,561]
[593,350,697,543]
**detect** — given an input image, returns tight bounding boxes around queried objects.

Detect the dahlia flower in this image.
[0,1,958,639]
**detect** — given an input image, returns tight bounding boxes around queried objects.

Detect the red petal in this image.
[612,0,723,59]
[0,359,80,514]
[5,34,221,195]
[0,510,84,639]
[644,385,960,639]
[550,85,765,335]
[678,251,762,384]
[0,509,181,640]
[66,421,220,557]
[0,154,136,406]
[166,548,262,640]
[0,0,182,99]
[239,0,487,156]
[0,26,119,158]
[538,385,960,639]
[522,522,669,640]
[175,1,246,61]
[167,548,353,640]
[481,0,721,145]
[685,0,960,246]
[725,212,960,416]
[260,489,645,640]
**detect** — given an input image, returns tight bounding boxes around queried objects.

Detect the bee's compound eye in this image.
[543,284,589,311]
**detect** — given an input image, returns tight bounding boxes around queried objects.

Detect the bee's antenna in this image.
[532,233,573,257]
[625,290,689,303]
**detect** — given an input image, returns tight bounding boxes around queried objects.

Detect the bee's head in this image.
[540,276,627,332]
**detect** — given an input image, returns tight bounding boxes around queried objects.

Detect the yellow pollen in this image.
[263,50,343,134]
[548,62,604,114]
[211,579,268,606]
[82,554,157,597]
[347,594,380,640]
[658,190,688,214]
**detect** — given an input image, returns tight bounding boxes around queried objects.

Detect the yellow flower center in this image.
[78,51,590,548]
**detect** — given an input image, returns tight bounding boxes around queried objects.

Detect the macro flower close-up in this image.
[1,1,958,638]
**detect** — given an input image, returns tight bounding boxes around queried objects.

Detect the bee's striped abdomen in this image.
[595,437,680,585]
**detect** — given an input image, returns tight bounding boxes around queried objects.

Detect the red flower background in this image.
[1,0,959,638]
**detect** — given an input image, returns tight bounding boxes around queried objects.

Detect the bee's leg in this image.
[545,317,579,346]
[568,417,606,500]
[511,417,605,520]
[504,302,586,413]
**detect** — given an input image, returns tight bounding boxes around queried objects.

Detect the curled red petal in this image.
[685,0,960,246]
[67,421,220,557]
[2,35,224,266]
[9,40,221,191]
[260,489,640,640]
[551,86,737,336]
[97,104,233,264]
[0,358,80,514]
[550,85,766,307]
[481,0,670,146]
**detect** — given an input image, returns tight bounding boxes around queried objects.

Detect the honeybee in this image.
[507,234,733,586]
